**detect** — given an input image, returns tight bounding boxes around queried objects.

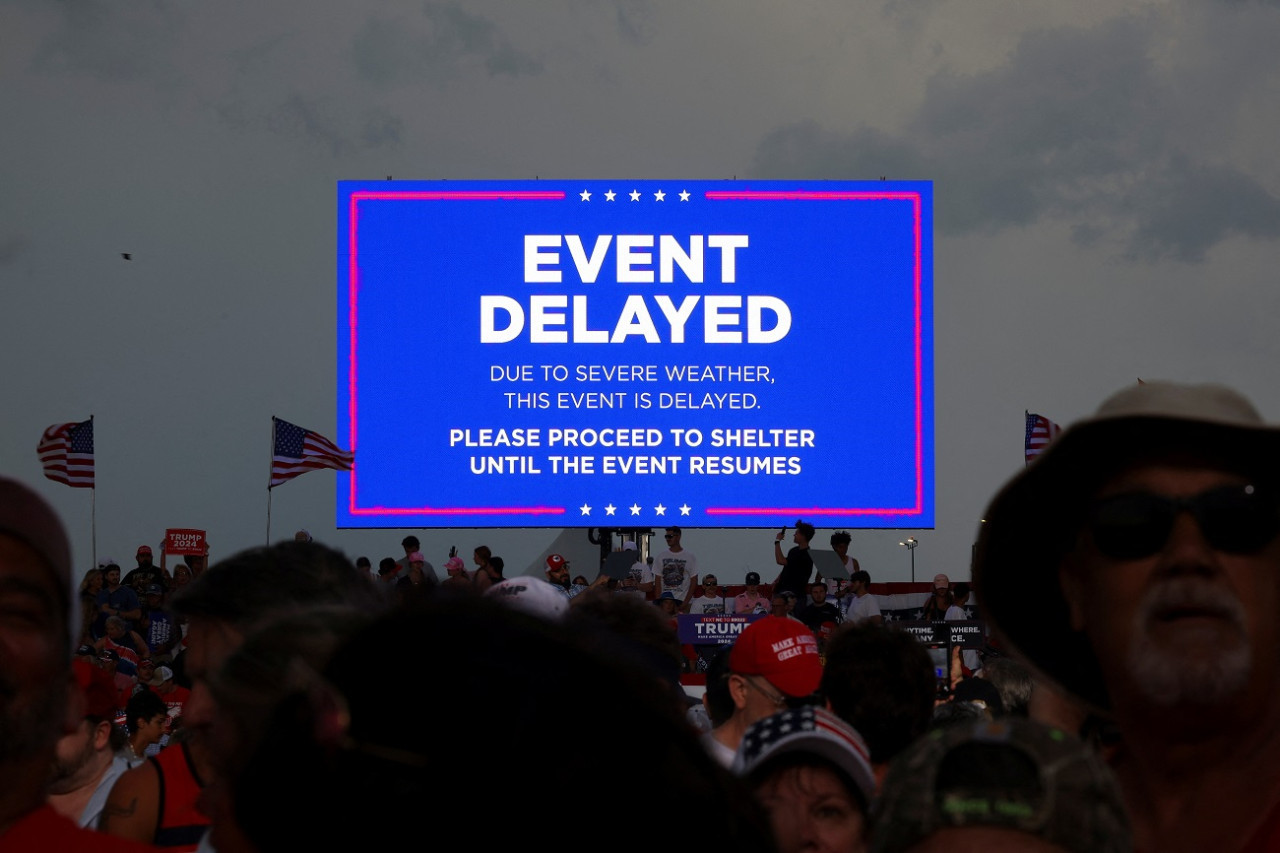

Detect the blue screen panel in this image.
[337,180,933,529]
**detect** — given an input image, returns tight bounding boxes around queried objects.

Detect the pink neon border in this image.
[701,190,926,517]
[345,188,927,520]
[347,190,567,517]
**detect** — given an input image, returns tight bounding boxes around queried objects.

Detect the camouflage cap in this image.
[869,718,1130,853]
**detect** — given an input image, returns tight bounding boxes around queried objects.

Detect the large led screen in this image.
[337,180,933,529]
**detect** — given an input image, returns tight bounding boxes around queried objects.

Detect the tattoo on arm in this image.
[100,799,136,819]
[101,797,139,826]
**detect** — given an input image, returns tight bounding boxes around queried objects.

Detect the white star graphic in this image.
[654,190,666,201]
[605,504,617,516]
[679,190,691,201]
[629,189,641,201]
[604,190,616,201]
[579,190,591,201]
[679,504,691,516]
[629,503,642,515]
[654,504,667,515]
[579,503,592,515]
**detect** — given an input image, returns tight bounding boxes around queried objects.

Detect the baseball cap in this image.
[932,573,950,590]
[484,576,569,622]
[730,616,823,698]
[733,707,876,809]
[149,665,174,686]
[98,557,119,570]
[145,583,164,596]
[655,591,679,603]
[444,556,465,572]
[72,661,119,720]
[545,554,567,571]
[137,544,152,555]
[408,551,425,563]
[870,718,1131,853]
[745,571,761,585]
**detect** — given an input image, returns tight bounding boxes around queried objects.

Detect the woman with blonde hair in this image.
[79,567,105,642]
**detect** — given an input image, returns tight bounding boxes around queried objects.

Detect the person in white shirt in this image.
[47,677,133,829]
[616,542,655,600]
[686,574,727,615]
[688,574,729,673]
[819,530,859,612]
[844,570,883,626]
[655,526,698,606]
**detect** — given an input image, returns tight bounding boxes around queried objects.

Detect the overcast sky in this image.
[5,0,1280,583]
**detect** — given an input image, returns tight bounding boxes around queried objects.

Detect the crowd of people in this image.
[5,378,1280,851]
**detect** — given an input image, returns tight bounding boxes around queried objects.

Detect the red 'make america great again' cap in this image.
[730,616,822,698]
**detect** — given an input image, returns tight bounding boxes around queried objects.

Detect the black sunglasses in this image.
[1086,483,1280,560]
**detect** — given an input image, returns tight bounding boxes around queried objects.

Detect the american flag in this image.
[38,419,95,488]
[1024,412,1061,464]
[269,417,354,488]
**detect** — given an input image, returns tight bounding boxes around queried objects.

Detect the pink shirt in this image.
[735,590,767,615]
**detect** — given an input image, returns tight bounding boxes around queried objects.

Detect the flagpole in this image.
[90,414,97,568]
[266,417,275,545]
[1024,411,1030,467]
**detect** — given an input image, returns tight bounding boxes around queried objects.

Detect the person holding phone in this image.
[771,520,816,601]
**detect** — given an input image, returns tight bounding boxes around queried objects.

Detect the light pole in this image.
[898,537,918,582]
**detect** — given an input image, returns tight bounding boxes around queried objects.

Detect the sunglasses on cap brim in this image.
[1086,483,1280,560]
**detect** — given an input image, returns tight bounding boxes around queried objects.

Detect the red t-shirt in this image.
[1241,798,1280,853]
[0,804,159,852]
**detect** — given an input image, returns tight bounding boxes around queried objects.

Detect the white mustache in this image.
[1139,578,1247,629]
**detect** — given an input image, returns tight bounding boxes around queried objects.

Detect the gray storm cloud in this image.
[350,2,543,86]
[752,10,1280,263]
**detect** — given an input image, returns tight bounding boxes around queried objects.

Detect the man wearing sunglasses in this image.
[974,380,1280,853]
[655,526,698,608]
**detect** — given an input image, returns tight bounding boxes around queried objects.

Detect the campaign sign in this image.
[897,620,986,650]
[336,180,933,529]
[678,613,766,645]
[164,528,207,556]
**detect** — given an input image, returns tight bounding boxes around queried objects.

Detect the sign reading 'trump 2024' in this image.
[336,180,933,529]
